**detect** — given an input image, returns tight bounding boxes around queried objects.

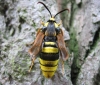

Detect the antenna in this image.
[38,2,52,18]
[54,9,69,18]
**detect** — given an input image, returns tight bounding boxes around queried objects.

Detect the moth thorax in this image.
[45,22,56,36]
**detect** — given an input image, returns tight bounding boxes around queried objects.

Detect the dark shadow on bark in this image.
[85,27,100,59]
[93,65,100,85]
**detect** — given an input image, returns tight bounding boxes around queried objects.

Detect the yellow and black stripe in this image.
[39,41,59,78]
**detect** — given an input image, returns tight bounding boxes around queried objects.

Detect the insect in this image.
[28,2,69,78]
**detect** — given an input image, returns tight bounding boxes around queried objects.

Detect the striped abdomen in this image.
[40,42,59,78]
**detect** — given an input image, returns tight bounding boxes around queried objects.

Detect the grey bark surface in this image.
[0,0,72,85]
[0,0,100,85]
[73,0,100,63]
[57,0,100,85]
[72,0,100,85]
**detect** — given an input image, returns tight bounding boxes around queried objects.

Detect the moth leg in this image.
[61,58,65,74]
[28,56,36,72]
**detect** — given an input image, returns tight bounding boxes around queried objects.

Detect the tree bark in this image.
[0,0,72,85]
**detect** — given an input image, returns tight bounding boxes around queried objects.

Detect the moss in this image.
[0,82,3,85]
[68,27,80,84]
[68,28,79,57]
[32,21,36,27]
[41,78,45,85]
[23,9,27,13]
[60,0,71,30]
[10,51,31,81]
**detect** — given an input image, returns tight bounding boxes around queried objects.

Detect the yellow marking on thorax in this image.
[44,22,49,27]
[54,23,59,28]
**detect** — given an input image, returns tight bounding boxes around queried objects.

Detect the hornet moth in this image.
[28,2,69,78]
